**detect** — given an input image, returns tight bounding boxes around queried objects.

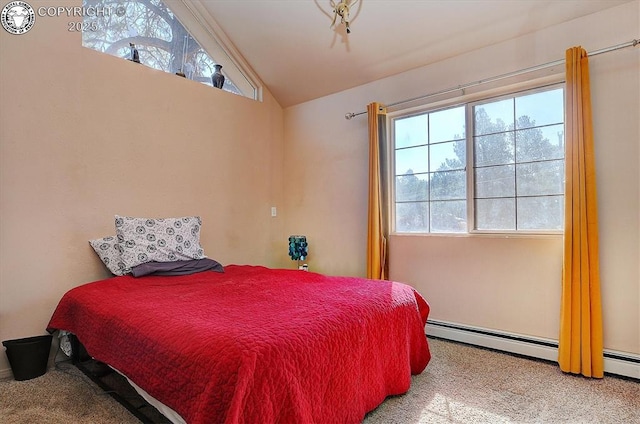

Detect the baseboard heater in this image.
[426,319,640,380]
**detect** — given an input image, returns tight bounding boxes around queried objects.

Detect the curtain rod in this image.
[344,38,639,120]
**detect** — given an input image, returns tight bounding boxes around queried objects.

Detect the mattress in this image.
[48,265,430,423]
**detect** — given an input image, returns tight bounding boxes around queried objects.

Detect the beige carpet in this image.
[0,362,138,423]
[1,338,638,423]
[364,338,639,423]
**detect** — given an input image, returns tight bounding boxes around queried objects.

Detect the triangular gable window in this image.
[82,0,259,100]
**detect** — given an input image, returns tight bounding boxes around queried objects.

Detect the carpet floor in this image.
[0,337,638,423]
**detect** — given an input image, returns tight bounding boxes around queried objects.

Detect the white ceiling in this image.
[200,0,632,107]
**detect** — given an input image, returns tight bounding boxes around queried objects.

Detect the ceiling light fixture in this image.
[329,0,359,33]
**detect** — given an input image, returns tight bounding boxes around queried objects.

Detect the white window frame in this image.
[82,0,262,101]
[388,78,565,237]
[171,0,262,101]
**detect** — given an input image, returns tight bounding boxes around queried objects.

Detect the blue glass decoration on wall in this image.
[288,235,308,269]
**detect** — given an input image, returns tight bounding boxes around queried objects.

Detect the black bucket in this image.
[2,335,53,381]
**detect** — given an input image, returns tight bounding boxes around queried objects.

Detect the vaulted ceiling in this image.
[200,0,632,107]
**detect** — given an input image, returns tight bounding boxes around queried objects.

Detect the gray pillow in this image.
[130,258,223,277]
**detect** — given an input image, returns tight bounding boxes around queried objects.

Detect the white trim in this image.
[603,352,640,379]
[387,77,565,236]
[427,319,640,379]
[427,320,558,361]
[170,0,263,101]
[3,322,636,381]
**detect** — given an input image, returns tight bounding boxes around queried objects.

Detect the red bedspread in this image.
[47,265,430,423]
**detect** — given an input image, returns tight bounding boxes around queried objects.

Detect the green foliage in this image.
[395,94,564,232]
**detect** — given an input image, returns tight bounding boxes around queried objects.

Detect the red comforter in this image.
[47,265,430,423]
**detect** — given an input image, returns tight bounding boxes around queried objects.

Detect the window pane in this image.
[475,165,515,198]
[516,124,564,162]
[396,202,429,232]
[395,115,428,148]
[431,170,466,200]
[82,0,243,95]
[517,161,564,196]
[394,105,467,234]
[396,174,428,202]
[431,200,466,233]
[517,196,564,230]
[431,140,465,171]
[392,83,564,235]
[516,89,564,129]
[476,198,515,230]
[429,107,465,143]
[475,99,513,136]
[474,133,514,167]
[396,146,429,175]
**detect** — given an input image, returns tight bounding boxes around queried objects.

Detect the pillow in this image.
[115,215,206,269]
[130,258,224,277]
[89,236,128,276]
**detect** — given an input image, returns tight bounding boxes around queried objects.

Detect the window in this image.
[392,84,564,234]
[82,0,257,99]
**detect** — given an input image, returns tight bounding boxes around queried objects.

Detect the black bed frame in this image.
[68,334,172,423]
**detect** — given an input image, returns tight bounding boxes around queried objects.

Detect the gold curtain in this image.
[366,102,388,280]
[558,46,604,378]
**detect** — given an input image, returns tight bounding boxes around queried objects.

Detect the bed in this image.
[47,264,431,424]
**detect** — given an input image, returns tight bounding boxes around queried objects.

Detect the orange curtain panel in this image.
[366,102,387,280]
[558,46,604,378]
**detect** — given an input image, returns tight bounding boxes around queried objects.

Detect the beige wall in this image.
[1,1,638,380]
[283,1,639,355]
[0,1,285,375]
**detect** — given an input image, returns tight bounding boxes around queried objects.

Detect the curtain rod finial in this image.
[345,112,355,120]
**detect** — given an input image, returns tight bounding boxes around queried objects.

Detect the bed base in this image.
[69,334,171,423]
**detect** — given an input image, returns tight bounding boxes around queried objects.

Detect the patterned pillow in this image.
[115,215,206,269]
[89,236,128,276]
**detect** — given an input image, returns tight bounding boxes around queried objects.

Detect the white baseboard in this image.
[427,319,640,380]
[603,351,640,379]
[3,322,637,381]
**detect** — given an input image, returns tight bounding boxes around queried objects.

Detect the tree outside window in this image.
[393,86,564,234]
[83,0,241,94]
